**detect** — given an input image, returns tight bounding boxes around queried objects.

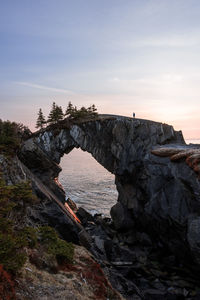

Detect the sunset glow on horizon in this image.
[1,0,200,139]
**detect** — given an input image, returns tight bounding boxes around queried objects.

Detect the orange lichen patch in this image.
[0,265,16,300]
[64,202,81,223]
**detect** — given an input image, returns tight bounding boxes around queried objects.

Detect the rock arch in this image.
[19,115,200,266]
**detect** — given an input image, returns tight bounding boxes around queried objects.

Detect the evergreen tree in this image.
[54,105,64,122]
[56,101,98,120]
[65,101,74,116]
[91,104,97,113]
[47,102,64,124]
[47,102,56,124]
[87,106,93,113]
[36,108,46,129]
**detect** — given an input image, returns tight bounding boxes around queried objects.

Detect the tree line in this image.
[36,101,98,129]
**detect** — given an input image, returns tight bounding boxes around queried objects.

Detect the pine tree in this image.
[47,102,56,124]
[87,106,93,113]
[54,105,64,122]
[47,102,64,124]
[65,101,74,116]
[36,108,46,129]
[90,104,98,116]
[91,104,97,113]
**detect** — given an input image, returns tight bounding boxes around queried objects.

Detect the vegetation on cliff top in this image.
[36,101,98,129]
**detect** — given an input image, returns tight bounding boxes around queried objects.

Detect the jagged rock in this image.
[76,207,94,224]
[110,202,135,230]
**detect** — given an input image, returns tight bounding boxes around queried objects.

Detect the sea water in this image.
[186,139,200,144]
[59,139,200,216]
[59,148,118,216]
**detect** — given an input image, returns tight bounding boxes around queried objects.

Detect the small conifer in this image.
[54,105,64,122]
[65,101,74,116]
[36,108,46,129]
[47,102,64,124]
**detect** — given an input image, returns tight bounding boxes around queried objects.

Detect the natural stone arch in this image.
[19,115,200,267]
[34,117,183,174]
[20,116,185,225]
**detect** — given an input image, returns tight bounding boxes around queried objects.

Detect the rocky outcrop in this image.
[152,146,200,177]
[0,153,83,244]
[18,115,200,298]
[16,245,124,300]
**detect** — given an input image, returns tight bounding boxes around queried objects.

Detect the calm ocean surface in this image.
[59,139,200,216]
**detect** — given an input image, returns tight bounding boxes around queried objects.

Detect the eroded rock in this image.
[16,115,200,298]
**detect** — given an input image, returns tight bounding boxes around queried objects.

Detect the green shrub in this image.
[0,177,36,273]
[21,227,38,248]
[38,226,74,264]
[11,181,37,203]
[0,233,27,273]
[0,175,74,274]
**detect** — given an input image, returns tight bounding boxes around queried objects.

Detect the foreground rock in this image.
[82,212,200,299]
[16,245,124,300]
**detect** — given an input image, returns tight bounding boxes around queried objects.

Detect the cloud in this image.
[114,33,200,50]
[134,35,200,48]
[15,82,75,95]
[110,74,183,85]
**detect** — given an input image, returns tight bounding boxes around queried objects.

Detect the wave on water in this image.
[59,148,118,216]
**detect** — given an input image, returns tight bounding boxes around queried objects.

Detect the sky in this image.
[0,0,200,138]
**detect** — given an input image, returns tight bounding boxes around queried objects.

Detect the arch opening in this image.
[59,148,118,216]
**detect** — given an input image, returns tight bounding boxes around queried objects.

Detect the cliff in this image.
[3,115,200,299]
[20,115,197,261]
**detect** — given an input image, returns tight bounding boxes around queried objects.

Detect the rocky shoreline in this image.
[75,206,200,299]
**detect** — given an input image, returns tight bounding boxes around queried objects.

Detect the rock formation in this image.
[17,115,200,298]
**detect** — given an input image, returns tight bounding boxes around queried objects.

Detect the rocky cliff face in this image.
[19,117,198,254]
[17,115,200,298]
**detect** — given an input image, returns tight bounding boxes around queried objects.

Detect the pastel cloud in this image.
[16,82,75,95]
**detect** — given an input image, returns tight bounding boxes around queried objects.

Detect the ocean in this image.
[59,139,200,216]
[59,149,117,216]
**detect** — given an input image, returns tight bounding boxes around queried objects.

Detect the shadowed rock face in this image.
[19,116,200,267]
